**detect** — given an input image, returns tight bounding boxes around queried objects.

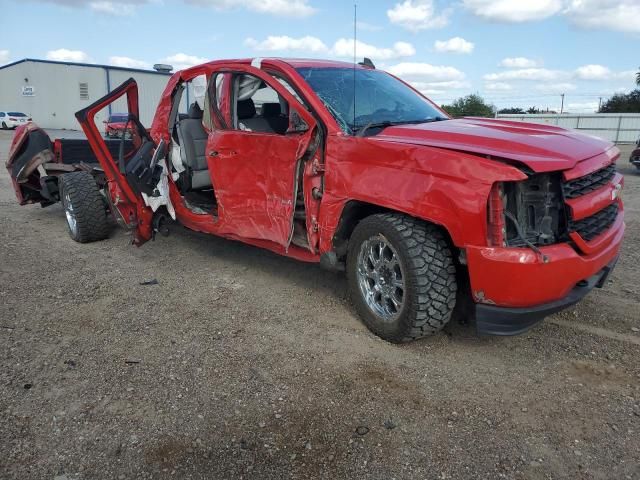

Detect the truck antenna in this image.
[353,2,357,133]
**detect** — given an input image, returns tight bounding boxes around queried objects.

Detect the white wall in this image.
[496,113,640,144]
[0,60,171,130]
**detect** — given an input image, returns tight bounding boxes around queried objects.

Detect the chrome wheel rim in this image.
[356,234,405,321]
[64,192,78,236]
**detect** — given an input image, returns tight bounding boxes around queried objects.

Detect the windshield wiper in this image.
[354,117,448,137]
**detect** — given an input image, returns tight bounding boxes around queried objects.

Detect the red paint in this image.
[466,212,624,307]
[11,58,624,314]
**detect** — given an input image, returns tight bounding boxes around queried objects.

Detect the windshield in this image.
[296,67,447,134]
[109,115,128,123]
[8,112,27,117]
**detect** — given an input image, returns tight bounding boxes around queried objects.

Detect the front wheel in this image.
[347,213,457,343]
[1,122,7,129]
[59,171,110,243]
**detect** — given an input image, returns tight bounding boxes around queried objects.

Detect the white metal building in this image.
[0,58,174,130]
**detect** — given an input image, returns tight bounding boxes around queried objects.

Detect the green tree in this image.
[498,107,525,114]
[598,90,640,113]
[441,94,495,118]
[636,66,640,86]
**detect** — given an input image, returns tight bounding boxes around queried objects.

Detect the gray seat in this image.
[177,103,211,190]
[237,99,273,133]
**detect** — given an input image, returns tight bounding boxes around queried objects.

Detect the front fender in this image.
[318,135,526,252]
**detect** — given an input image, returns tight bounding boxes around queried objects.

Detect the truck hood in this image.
[376,117,615,173]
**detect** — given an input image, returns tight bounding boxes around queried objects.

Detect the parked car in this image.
[0,111,32,129]
[103,113,132,138]
[6,58,625,342]
[630,136,640,172]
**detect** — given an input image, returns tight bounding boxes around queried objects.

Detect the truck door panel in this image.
[205,65,317,247]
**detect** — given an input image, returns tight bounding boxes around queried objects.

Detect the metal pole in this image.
[560,93,564,114]
[615,115,622,144]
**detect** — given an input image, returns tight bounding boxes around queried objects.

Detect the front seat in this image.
[237,99,272,133]
[177,103,211,190]
[261,102,289,135]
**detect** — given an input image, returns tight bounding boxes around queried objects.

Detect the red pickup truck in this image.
[6,58,624,342]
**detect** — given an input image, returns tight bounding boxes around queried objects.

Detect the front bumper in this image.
[466,211,624,336]
[475,257,617,335]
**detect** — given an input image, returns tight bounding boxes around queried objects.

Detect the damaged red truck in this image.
[6,58,625,342]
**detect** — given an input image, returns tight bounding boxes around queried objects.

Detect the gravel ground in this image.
[1,130,639,479]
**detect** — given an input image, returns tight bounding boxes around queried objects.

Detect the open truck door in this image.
[75,78,163,246]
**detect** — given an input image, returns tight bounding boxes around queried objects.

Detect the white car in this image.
[0,111,32,129]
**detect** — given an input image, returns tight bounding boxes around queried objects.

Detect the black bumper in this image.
[475,258,618,336]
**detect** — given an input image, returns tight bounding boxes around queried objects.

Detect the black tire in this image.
[59,171,110,243]
[347,213,457,343]
[1,122,7,130]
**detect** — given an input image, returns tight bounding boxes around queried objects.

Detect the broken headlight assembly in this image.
[487,173,568,256]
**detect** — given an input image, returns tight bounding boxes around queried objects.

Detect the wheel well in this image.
[332,201,457,260]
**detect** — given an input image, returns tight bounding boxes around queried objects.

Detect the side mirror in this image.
[287,110,309,134]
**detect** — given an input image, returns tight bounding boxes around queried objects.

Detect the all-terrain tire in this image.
[59,171,110,243]
[347,213,457,343]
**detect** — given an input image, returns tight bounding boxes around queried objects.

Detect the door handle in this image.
[209,149,236,158]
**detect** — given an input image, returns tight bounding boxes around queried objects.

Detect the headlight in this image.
[487,173,567,248]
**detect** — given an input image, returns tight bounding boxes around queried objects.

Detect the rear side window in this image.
[0,113,5,117]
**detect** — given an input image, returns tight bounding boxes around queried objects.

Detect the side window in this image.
[176,74,208,130]
[205,72,231,130]
[232,74,290,135]
[0,112,4,117]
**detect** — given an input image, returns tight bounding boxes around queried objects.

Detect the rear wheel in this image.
[347,213,457,343]
[1,122,7,129]
[59,171,110,243]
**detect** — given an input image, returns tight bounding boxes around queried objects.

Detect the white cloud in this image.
[245,35,328,53]
[185,0,316,17]
[28,0,153,15]
[0,50,9,64]
[485,82,513,91]
[387,62,466,83]
[499,57,539,68]
[565,0,640,34]
[411,80,471,95]
[434,37,474,54]
[484,68,566,82]
[46,49,92,63]
[109,56,150,69]
[462,0,563,22]
[574,64,611,80]
[89,1,135,15]
[244,36,416,61]
[332,39,416,60]
[162,53,208,70]
[535,82,576,93]
[387,0,450,31]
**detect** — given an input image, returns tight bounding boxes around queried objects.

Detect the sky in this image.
[1,0,638,113]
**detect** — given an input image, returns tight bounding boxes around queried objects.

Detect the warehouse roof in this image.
[0,58,173,76]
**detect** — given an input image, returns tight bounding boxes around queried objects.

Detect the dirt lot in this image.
[1,129,639,480]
